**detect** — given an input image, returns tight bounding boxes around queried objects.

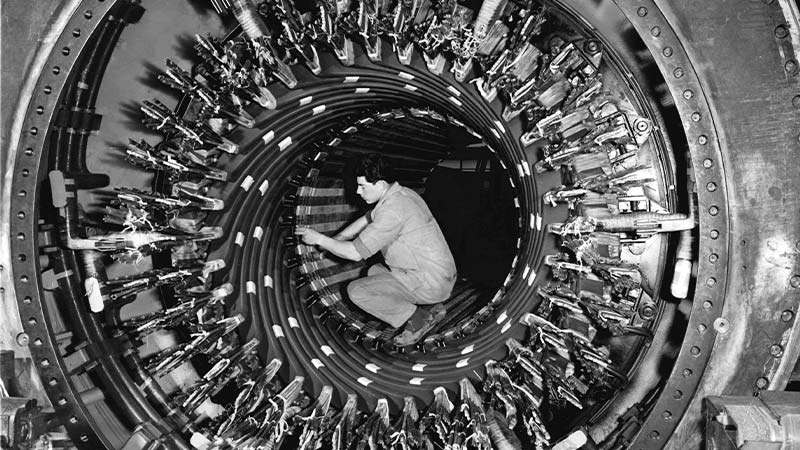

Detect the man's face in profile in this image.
[356,176,384,204]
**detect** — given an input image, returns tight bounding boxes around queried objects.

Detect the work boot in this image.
[393,304,446,346]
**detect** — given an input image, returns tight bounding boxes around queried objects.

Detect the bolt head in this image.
[756,377,769,389]
[769,344,783,357]
[782,310,795,322]
[790,275,800,288]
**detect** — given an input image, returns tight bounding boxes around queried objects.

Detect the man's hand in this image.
[295,226,325,246]
[294,225,363,261]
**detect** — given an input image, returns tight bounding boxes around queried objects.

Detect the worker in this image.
[295,153,457,346]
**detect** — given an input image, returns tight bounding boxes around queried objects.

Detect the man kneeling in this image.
[295,153,456,346]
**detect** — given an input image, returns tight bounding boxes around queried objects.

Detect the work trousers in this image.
[346,264,443,328]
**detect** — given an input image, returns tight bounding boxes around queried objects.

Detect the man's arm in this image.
[333,215,369,241]
[295,226,363,261]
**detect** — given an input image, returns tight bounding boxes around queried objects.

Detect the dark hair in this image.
[355,153,394,183]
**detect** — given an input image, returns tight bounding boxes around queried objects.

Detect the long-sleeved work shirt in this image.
[352,182,457,302]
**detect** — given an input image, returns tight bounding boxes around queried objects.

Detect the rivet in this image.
[16,333,29,346]
[691,112,701,122]
[17,233,25,240]
[52,66,61,75]
[703,158,713,168]
[72,28,81,37]
[793,95,800,109]
[637,6,648,16]
[682,368,693,378]
[662,47,673,57]
[649,430,660,440]
[17,211,25,219]
[674,67,685,78]
[20,275,28,283]
[61,47,70,56]
[775,25,789,38]
[28,317,37,325]
[673,389,683,399]
[706,277,716,287]
[708,205,719,216]
[57,397,67,406]
[48,378,57,386]
[707,182,717,192]
[714,318,730,334]
[697,324,707,334]
[36,106,44,114]
[84,10,93,19]
[80,434,89,443]
[683,89,694,99]
[21,169,29,177]
[755,377,769,389]
[18,254,26,262]
[709,253,719,263]
[769,344,784,357]
[782,310,795,322]
[703,300,713,310]
[698,135,708,145]
[709,229,719,239]
[24,148,33,156]
[29,127,38,136]
[69,416,78,424]
[41,358,50,367]
[651,26,661,37]
[43,86,52,95]
[662,411,673,420]
[785,59,798,75]
[23,296,32,305]
[690,346,701,356]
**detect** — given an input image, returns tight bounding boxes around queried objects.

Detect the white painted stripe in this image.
[272,325,285,338]
[288,317,299,328]
[311,358,324,369]
[398,72,414,80]
[258,179,269,196]
[447,86,461,96]
[312,105,326,115]
[412,363,427,372]
[501,320,512,334]
[461,344,474,355]
[235,232,245,246]
[321,345,334,356]
[403,84,418,91]
[262,130,275,144]
[494,120,505,132]
[246,281,256,294]
[456,358,470,368]
[299,96,313,106]
[344,76,360,83]
[530,214,536,229]
[449,96,463,107]
[522,265,530,279]
[522,160,531,176]
[514,197,520,208]
[528,269,536,286]
[240,175,254,191]
[516,164,525,177]
[492,128,501,139]
[278,136,292,151]
[536,214,542,230]
[496,310,508,325]
[365,363,380,373]
[409,377,424,385]
[253,226,264,241]
[264,275,273,288]
[357,377,372,386]
[355,87,370,94]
